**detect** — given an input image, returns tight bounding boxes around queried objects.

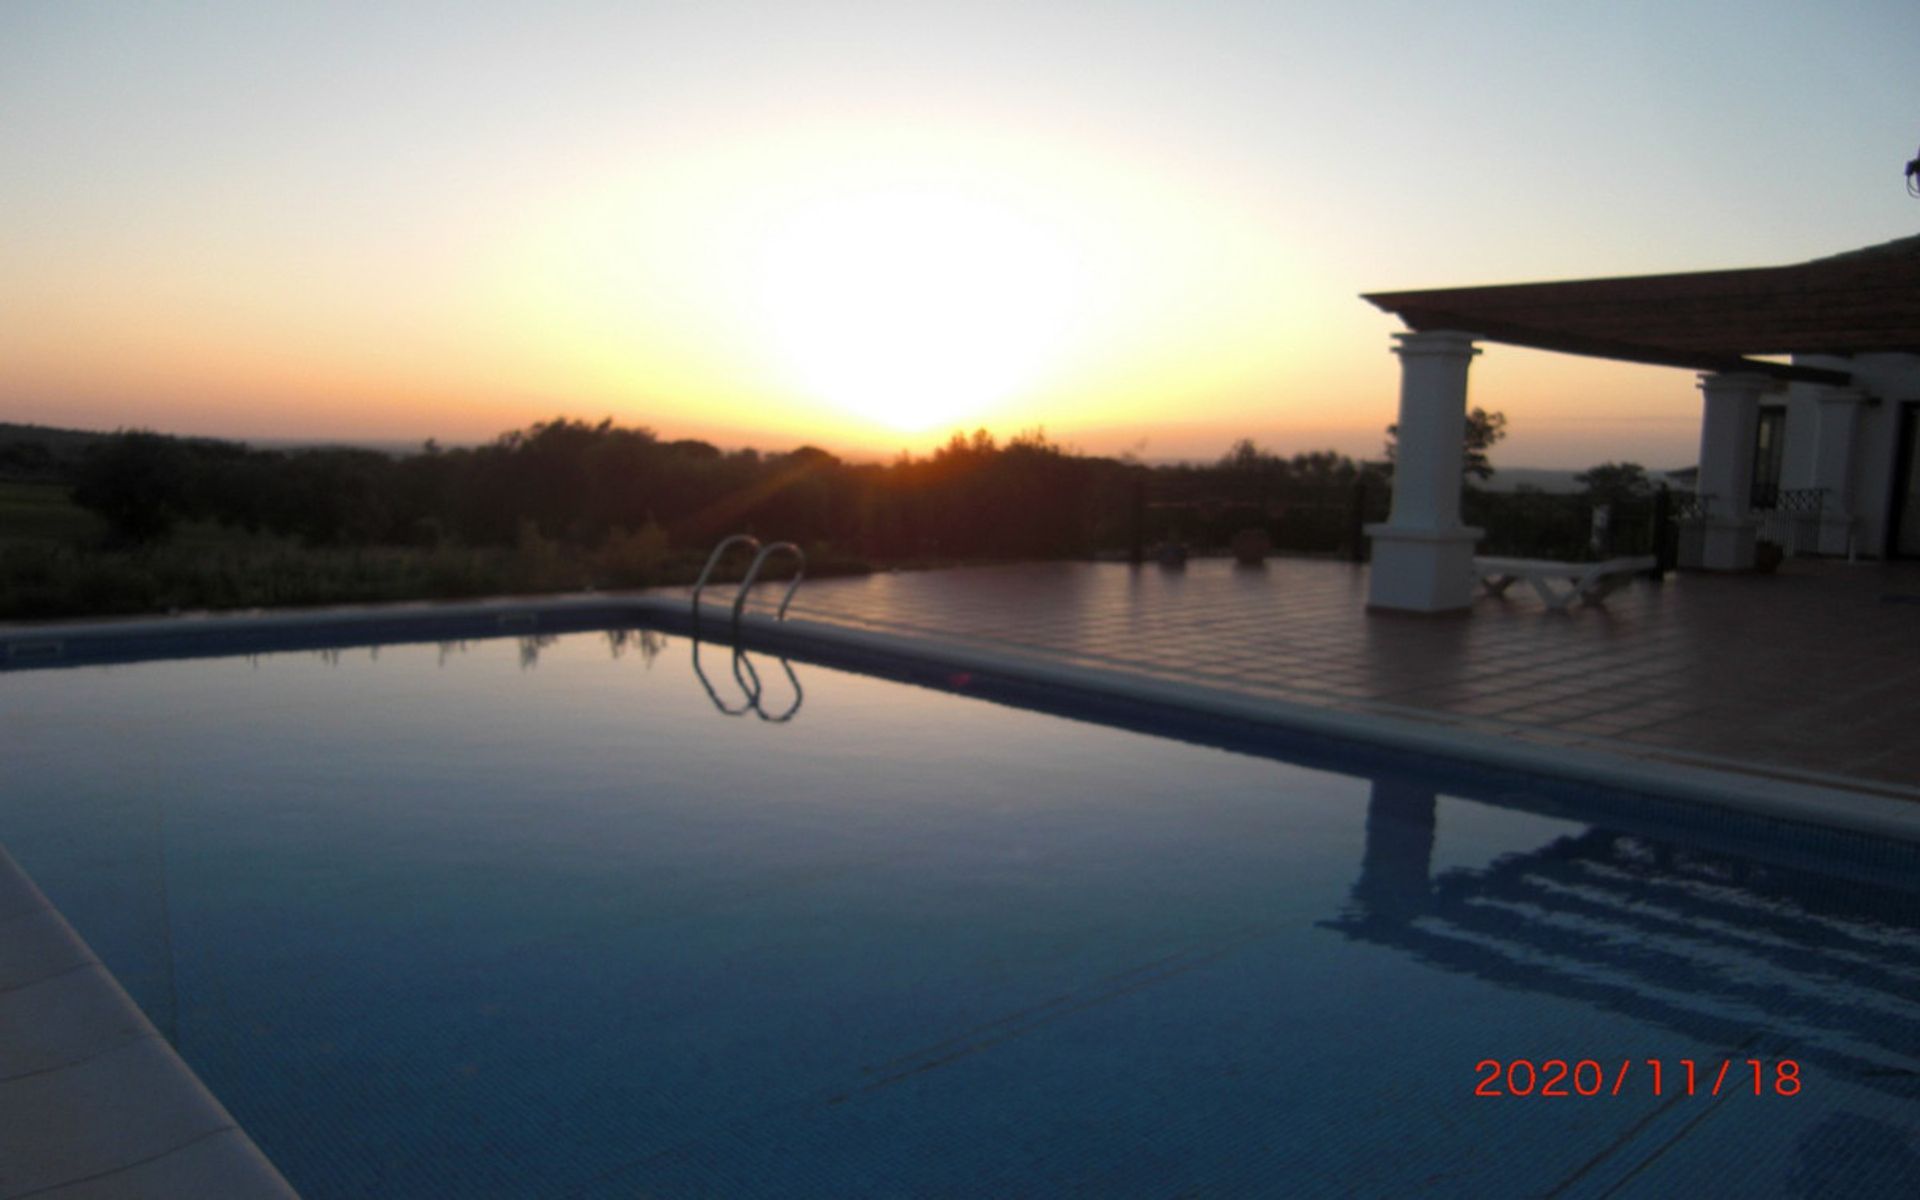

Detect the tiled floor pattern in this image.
[707,556,1920,797]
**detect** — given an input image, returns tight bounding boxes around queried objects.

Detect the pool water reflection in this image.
[1,627,1916,1198]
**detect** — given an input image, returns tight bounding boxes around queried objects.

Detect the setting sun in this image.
[2,3,1912,468]
[749,184,1085,433]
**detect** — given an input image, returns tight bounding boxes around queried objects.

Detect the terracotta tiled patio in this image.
[765,556,1920,799]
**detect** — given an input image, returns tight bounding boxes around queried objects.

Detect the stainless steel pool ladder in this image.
[690,534,806,634]
[690,638,803,722]
[688,534,806,721]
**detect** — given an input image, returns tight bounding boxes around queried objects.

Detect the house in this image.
[1357,234,1920,613]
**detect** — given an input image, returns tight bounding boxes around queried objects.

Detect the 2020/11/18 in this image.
[1474,1059,1802,1097]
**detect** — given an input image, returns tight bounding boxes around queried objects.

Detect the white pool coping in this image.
[701,603,1920,846]
[3,590,1919,1197]
[0,844,297,1199]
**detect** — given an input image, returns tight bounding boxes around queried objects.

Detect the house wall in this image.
[1795,352,1920,557]
[1781,386,1820,491]
[1776,383,1828,553]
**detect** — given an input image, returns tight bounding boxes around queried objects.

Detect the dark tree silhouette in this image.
[1574,462,1653,507]
[1384,407,1507,482]
[71,431,192,544]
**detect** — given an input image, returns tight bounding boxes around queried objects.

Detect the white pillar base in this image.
[1697,517,1757,571]
[1365,525,1482,613]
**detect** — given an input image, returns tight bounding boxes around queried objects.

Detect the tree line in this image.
[6,412,1704,621]
[56,418,1396,562]
[51,407,1650,570]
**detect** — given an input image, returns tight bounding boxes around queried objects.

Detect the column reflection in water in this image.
[1330,778,1920,1101]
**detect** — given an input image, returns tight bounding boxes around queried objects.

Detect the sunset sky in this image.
[4,2,1917,468]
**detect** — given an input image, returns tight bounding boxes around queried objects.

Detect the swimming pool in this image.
[3,620,1918,1196]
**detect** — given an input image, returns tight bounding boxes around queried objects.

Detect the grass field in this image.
[0,480,106,547]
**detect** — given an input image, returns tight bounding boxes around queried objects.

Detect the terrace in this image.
[762,555,1920,800]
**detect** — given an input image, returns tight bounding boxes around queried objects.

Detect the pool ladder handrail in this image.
[732,541,805,627]
[729,649,804,723]
[689,637,756,716]
[687,533,807,721]
[690,533,759,630]
[689,637,801,721]
[690,534,806,635]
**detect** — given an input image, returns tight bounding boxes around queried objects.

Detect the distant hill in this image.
[244,436,447,457]
[0,420,247,452]
[1480,466,1696,493]
[2,420,1695,491]
[0,420,116,454]
[0,421,119,480]
[0,423,430,478]
[1478,467,1584,493]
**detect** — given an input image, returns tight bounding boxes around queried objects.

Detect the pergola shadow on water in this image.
[1325,778,1920,1103]
[1361,235,1920,612]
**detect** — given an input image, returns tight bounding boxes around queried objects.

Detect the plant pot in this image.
[1230,528,1271,565]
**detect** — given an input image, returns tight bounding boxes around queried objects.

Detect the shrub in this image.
[594,522,668,588]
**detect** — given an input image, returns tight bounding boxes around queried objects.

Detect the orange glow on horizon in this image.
[5,6,1914,471]
[0,107,1758,473]
[0,94,1713,470]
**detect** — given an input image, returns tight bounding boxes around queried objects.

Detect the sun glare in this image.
[750,186,1083,434]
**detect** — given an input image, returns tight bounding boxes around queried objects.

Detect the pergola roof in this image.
[1363,234,1920,384]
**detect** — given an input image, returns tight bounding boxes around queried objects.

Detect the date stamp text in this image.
[1474,1058,1800,1097]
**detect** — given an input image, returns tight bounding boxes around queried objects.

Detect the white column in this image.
[1366,331,1483,613]
[1810,386,1865,556]
[1692,371,1770,570]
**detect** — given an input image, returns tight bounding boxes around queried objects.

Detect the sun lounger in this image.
[1473,555,1656,611]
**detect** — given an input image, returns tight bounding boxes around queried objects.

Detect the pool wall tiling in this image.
[0,843,295,1199]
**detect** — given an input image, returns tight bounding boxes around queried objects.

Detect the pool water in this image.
[2,627,1917,1197]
